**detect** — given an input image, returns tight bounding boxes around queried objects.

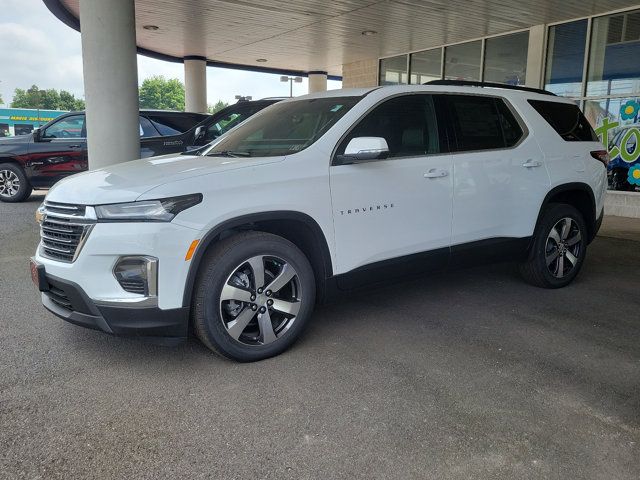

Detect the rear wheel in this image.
[0,163,32,202]
[192,231,316,362]
[519,203,587,288]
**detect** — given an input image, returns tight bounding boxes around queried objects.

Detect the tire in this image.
[0,163,32,203]
[192,231,316,362]
[519,203,588,289]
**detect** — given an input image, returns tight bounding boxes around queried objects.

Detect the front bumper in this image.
[40,271,189,339]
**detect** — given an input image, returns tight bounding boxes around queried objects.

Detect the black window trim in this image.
[330,91,529,166]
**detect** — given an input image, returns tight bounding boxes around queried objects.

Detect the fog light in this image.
[113,256,158,296]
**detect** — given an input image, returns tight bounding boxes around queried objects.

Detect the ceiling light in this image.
[256,58,268,63]
[143,25,159,31]
[361,30,377,36]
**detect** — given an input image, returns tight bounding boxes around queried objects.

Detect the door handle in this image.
[68,145,82,149]
[522,159,542,168]
[424,168,448,178]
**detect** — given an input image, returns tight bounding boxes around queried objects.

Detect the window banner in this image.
[585,97,640,190]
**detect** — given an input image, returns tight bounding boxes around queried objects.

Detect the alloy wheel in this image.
[545,217,582,278]
[0,169,20,198]
[219,255,302,346]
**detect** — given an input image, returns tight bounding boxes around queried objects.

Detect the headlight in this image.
[95,194,202,222]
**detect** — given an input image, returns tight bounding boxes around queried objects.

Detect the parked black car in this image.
[0,99,281,202]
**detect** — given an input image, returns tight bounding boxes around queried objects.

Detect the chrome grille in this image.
[40,201,95,263]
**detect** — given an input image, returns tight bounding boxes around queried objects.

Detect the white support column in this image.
[308,72,328,93]
[526,24,547,89]
[184,57,208,113]
[79,0,140,169]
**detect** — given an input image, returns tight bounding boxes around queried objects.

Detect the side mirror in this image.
[33,128,42,142]
[193,125,207,145]
[336,137,390,164]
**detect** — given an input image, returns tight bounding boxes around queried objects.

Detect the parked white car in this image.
[31,82,608,361]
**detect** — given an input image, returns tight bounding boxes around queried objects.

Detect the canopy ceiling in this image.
[45,0,640,78]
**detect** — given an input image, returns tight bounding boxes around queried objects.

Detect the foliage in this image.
[139,76,185,110]
[10,85,85,110]
[207,100,229,114]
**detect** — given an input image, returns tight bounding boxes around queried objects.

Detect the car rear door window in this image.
[337,94,442,159]
[150,118,182,136]
[139,116,160,138]
[528,100,598,141]
[445,95,522,151]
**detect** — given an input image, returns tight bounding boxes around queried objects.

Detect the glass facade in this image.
[444,41,482,81]
[544,10,640,191]
[484,31,529,85]
[376,7,640,192]
[586,11,640,97]
[410,49,441,85]
[544,20,588,97]
[380,32,529,87]
[379,55,408,85]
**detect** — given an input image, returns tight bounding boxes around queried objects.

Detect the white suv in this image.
[31,82,608,361]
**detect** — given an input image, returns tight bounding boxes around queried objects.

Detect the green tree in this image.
[10,85,84,110]
[139,76,185,110]
[59,90,85,110]
[207,100,229,114]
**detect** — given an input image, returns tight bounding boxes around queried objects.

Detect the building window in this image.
[587,10,640,97]
[580,10,640,192]
[14,124,34,136]
[410,49,442,85]
[545,20,588,97]
[484,31,529,85]
[444,41,482,81]
[379,55,408,85]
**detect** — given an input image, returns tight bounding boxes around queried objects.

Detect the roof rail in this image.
[424,80,556,96]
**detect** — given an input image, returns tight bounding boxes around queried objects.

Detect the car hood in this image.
[0,134,31,145]
[46,153,284,205]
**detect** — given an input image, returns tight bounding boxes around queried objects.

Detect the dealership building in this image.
[45,0,640,215]
[0,108,67,137]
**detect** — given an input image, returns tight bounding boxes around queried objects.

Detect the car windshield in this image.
[203,97,360,158]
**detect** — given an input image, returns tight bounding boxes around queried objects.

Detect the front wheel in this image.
[519,203,588,288]
[192,231,316,362]
[0,163,32,202]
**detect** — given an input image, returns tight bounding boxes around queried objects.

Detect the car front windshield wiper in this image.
[206,150,252,158]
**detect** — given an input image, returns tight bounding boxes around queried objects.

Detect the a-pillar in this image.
[184,56,208,113]
[79,0,140,169]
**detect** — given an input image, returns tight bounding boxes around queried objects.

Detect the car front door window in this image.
[42,115,85,139]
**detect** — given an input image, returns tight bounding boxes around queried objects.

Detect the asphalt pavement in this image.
[1,193,639,479]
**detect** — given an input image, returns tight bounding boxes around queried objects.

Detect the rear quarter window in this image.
[528,100,597,142]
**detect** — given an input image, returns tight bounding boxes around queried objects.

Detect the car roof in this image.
[292,84,576,104]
